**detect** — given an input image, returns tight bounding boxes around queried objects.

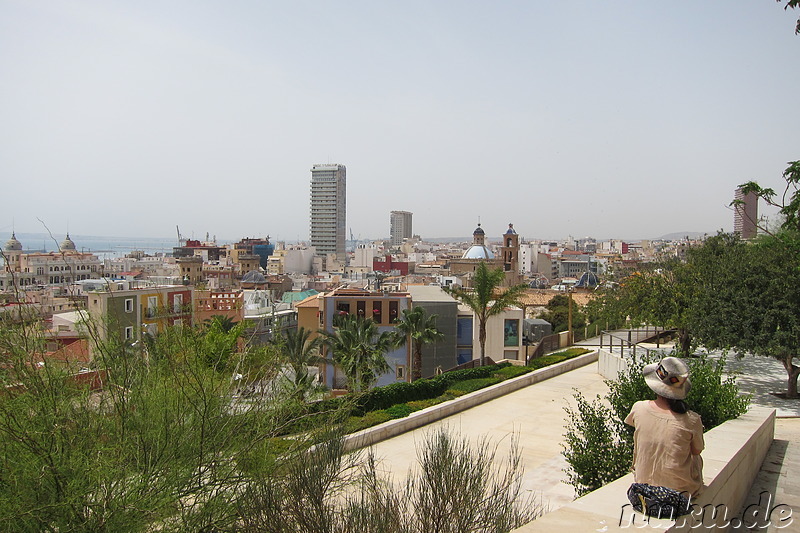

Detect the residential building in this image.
[309,164,346,258]
[406,285,458,377]
[390,210,413,246]
[194,289,244,325]
[734,187,758,239]
[86,285,193,346]
[373,255,411,276]
[296,287,411,389]
[456,304,524,365]
[352,243,379,269]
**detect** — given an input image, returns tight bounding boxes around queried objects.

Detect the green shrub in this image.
[562,392,630,496]
[407,398,444,410]
[446,377,502,394]
[527,348,590,369]
[385,403,418,419]
[562,351,750,496]
[344,410,392,433]
[493,365,534,379]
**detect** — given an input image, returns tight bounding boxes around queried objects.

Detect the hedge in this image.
[306,363,514,417]
[527,348,590,369]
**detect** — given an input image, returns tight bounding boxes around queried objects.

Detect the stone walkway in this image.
[365,363,609,513]
[741,418,800,532]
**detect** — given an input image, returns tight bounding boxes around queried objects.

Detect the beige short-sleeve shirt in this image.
[624,400,704,496]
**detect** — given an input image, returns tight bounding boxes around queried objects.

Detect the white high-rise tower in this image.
[309,164,346,258]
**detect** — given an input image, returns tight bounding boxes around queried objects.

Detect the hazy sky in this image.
[2,1,798,243]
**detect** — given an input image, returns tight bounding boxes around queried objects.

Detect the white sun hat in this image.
[643,357,691,400]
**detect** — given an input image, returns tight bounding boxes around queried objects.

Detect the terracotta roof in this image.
[517,289,596,307]
[295,295,321,308]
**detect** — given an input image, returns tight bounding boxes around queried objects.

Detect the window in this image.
[124,298,134,313]
[124,326,133,340]
[389,301,399,323]
[147,296,157,318]
[457,317,473,345]
[372,301,382,323]
[396,365,406,380]
[504,319,519,347]
[173,294,183,314]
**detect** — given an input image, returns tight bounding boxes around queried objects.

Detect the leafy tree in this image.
[392,307,445,381]
[690,232,800,398]
[443,262,528,366]
[737,160,800,244]
[201,318,244,372]
[778,1,800,34]
[323,315,397,393]
[591,258,698,356]
[539,293,586,335]
[278,327,325,400]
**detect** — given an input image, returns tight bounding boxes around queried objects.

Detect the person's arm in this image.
[690,415,705,455]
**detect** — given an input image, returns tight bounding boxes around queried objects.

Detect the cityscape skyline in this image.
[1,2,797,241]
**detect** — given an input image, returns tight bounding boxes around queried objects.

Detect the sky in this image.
[1,1,798,243]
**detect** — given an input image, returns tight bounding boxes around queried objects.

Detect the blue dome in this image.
[241,270,266,284]
[473,225,485,235]
[575,271,599,288]
[462,245,494,260]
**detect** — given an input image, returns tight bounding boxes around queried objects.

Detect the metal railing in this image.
[598,327,675,358]
[524,333,562,364]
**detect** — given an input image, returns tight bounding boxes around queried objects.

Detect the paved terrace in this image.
[363,347,800,522]
[365,362,609,512]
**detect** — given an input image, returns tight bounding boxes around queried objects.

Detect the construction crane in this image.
[176,225,185,246]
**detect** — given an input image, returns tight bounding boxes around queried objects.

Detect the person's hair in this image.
[666,397,688,414]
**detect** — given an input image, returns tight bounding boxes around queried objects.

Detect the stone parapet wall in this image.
[513,406,776,532]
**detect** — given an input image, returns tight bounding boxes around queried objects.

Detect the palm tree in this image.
[443,262,528,366]
[393,306,444,381]
[202,315,238,333]
[279,327,325,400]
[323,314,397,393]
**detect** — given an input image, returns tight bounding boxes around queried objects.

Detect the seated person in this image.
[624,356,704,497]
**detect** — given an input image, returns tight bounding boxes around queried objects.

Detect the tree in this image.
[592,258,698,356]
[690,232,800,398]
[278,326,325,400]
[323,314,397,393]
[737,161,800,243]
[392,306,445,381]
[201,317,244,372]
[539,294,586,335]
[443,263,528,366]
[202,314,239,333]
[778,1,800,34]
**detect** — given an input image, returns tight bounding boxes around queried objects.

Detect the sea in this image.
[0,232,200,261]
